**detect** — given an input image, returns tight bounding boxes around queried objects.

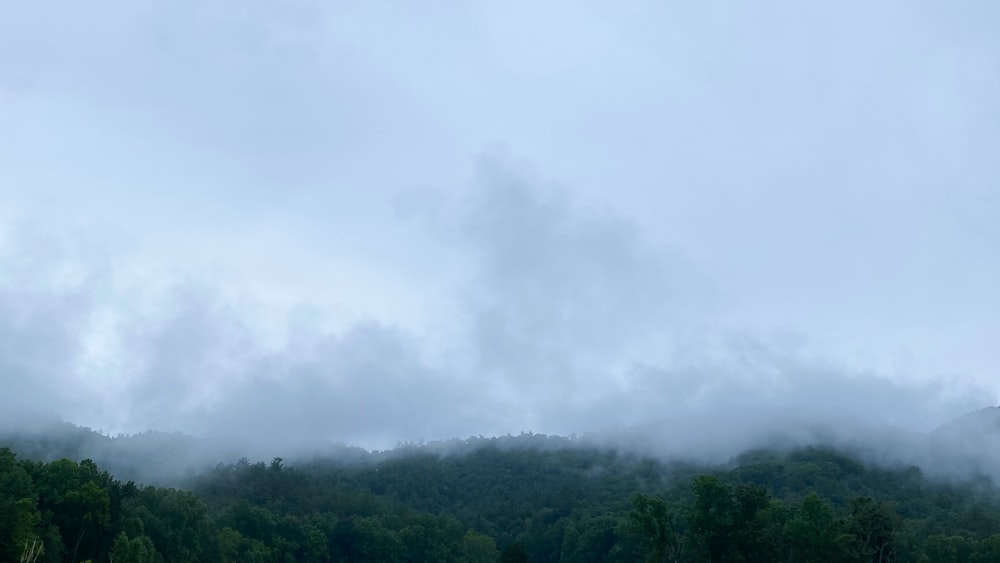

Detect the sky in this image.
[1,1,999,450]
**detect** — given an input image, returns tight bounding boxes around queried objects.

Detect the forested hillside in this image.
[3,434,1000,562]
[0,420,226,487]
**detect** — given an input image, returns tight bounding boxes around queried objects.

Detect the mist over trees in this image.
[3,421,1000,563]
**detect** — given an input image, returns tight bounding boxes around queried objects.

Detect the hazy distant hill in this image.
[0,418,215,484]
[3,405,1000,486]
[932,406,1000,436]
[5,425,1000,562]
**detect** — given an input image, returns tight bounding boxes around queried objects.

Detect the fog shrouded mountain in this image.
[4,405,1000,489]
[4,407,1000,562]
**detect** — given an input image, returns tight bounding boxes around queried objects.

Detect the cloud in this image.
[0,227,104,425]
[1,0,999,481]
[198,320,479,450]
[2,156,991,458]
[444,155,716,416]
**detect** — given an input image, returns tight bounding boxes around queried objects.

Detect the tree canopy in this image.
[2,437,1000,562]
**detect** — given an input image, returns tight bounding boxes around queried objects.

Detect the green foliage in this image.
[0,448,41,561]
[500,542,528,563]
[460,529,500,563]
[785,493,845,562]
[3,438,1000,562]
[844,497,899,563]
[688,477,775,562]
[626,493,683,562]
[110,531,155,563]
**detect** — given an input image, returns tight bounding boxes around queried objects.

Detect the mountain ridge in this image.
[3,405,1000,486]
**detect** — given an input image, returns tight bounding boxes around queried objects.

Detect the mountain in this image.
[3,405,1000,485]
[0,418,218,485]
[5,425,1000,562]
[932,406,1000,436]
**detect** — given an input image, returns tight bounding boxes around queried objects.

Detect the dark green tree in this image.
[501,542,529,563]
[460,529,500,563]
[0,449,41,562]
[109,531,155,563]
[844,497,898,563]
[627,493,684,562]
[785,493,845,562]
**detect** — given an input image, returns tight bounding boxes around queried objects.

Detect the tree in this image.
[627,493,684,562]
[353,517,403,562]
[690,476,738,562]
[845,497,898,563]
[975,534,1000,562]
[0,449,41,562]
[689,476,775,562]
[109,532,155,563]
[461,530,500,563]
[785,493,844,563]
[213,527,243,563]
[63,480,111,562]
[731,484,772,560]
[501,542,528,563]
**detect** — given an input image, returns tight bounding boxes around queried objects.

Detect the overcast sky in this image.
[2,1,999,449]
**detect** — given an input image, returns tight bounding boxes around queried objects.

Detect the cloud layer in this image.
[1,158,992,452]
[2,1,999,452]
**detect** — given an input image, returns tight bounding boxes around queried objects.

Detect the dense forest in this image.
[3,431,1000,563]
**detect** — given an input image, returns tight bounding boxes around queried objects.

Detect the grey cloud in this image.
[201,321,477,450]
[2,0,998,467]
[399,159,992,441]
[90,283,477,447]
[2,158,994,458]
[115,284,259,429]
[0,228,103,424]
[453,156,715,388]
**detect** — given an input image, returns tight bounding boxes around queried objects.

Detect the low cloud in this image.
[0,158,993,457]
